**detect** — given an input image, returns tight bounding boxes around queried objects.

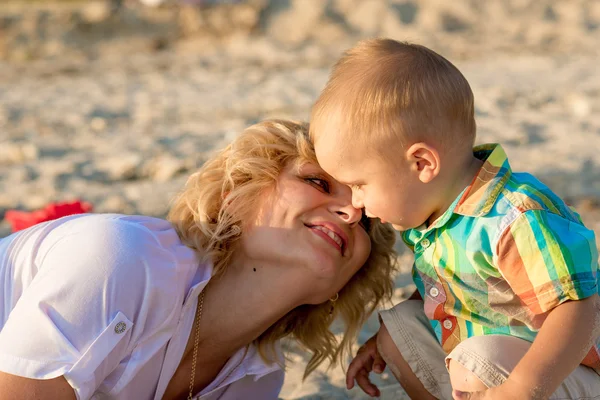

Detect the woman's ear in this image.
[405,143,440,183]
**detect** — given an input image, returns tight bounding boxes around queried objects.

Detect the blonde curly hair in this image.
[168,120,397,377]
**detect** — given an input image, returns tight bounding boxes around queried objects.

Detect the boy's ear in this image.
[405,143,440,183]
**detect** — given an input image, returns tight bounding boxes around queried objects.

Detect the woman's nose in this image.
[335,203,363,226]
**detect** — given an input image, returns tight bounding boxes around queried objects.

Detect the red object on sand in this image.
[5,200,93,233]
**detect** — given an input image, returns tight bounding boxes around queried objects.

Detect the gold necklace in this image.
[186,291,249,400]
[188,290,205,400]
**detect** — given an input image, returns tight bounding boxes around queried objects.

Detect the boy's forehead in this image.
[313,108,348,137]
[314,136,361,182]
[313,112,364,168]
[315,132,353,162]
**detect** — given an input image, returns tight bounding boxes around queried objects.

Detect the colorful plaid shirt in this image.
[403,144,600,368]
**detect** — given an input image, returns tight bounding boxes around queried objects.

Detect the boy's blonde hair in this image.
[168,120,397,377]
[311,38,476,152]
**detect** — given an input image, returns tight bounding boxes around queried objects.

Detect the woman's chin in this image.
[305,251,342,280]
[299,257,348,305]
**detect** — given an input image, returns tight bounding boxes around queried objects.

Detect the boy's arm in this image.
[456,294,598,400]
[458,208,599,400]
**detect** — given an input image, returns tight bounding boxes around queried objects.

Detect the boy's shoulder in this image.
[492,170,583,225]
[472,170,597,258]
[449,144,582,227]
[443,159,592,253]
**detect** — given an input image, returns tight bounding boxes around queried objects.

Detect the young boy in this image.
[310,38,600,400]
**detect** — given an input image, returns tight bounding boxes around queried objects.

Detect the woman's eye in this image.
[306,177,330,193]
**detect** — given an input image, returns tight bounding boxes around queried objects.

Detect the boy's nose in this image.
[351,193,364,210]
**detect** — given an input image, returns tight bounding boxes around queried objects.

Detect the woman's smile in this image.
[306,222,348,256]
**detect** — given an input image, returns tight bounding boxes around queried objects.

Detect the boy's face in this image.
[314,129,434,231]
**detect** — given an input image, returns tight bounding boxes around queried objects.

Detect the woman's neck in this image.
[191,257,308,361]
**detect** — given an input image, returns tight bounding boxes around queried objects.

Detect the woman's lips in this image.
[308,225,344,255]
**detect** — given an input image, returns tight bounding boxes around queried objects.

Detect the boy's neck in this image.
[427,152,483,226]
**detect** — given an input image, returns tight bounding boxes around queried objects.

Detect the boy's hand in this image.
[346,332,386,397]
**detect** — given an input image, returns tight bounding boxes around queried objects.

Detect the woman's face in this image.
[241,161,372,303]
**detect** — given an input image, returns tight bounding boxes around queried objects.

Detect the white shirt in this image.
[0,214,284,400]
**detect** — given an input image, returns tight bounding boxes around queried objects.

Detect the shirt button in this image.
[421,238,431,248]
[443,319,453,330]
[114,322,127,334]
[429,287,439,297]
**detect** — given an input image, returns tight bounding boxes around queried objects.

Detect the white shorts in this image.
[379,300,600,400]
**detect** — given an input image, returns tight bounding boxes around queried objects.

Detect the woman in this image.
[0,120,397,399]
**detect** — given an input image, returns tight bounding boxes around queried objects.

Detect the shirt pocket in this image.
[65,311,133,398]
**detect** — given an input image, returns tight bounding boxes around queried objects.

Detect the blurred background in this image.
[0,0,599,398]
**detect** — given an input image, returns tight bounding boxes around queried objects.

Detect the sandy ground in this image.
[1,1,599,399]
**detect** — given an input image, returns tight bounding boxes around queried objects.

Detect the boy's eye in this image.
[306,177,330,193]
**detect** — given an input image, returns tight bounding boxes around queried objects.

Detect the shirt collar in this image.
[403,144,512,244]
[454,143,512,217]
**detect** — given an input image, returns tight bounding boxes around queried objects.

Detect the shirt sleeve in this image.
[496,209,599,314]
[0,217,176,399]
